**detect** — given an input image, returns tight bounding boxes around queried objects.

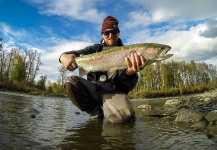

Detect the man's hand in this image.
[125,52,146,75]
[60,54,78,72]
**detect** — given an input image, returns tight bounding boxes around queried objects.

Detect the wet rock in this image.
[23,107,40,114]
[164,106,178,116]
[178,105,191,110]
[190,120,207,131]
[207,121,217,135]
[139,105,178,117]
[23,107,40,118]
[189,97,198,103]
[204,97,211,103]
[205,110,217,122]
[139,106,168,117]
[209,98,217,108]
[75,111,81,115]
[136,89,217,136]
[137,104,152,109]
[175,108,204,123]
[30,114,36,118]
[164,99,181,107]
[213,104,217,109]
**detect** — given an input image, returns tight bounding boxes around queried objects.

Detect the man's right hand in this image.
[60,54,78,72]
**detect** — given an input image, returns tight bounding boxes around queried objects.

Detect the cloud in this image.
[0,23,27,38]
[26,0,106,23]
[2,0,217,83]
[0,23,39,51]
[126,0,217,27]
[124,22,217,65]
[124,11,152,28]
[0,23,28,46]
[0,22,93,82]
[38,41,93,82]
[0,23,69,52]
[199,19,217,38]
[120,0,217,66]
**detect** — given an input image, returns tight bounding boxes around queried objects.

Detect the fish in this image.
[75,43,173,79]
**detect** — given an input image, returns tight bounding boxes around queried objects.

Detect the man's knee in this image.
[65,76,79,85]
[64,76,78,91]
[103,93,135,123]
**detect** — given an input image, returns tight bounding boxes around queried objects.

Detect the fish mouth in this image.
[159,45,171,57]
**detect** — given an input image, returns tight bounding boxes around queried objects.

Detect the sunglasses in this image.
[102,30,118,36]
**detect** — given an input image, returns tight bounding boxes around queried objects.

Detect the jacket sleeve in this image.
[114,69,138,93]
[59,44,102,62]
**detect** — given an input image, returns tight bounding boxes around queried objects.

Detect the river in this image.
[0,91,217,150]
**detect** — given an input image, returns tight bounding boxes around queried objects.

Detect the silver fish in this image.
[75,43,173,78]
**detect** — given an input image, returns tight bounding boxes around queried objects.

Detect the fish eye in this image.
[159,47,164,50]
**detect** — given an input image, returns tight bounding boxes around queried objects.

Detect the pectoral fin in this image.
[78,67,89,77]
[107,69,117,79]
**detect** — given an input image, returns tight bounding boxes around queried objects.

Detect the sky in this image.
[0,0,217,82]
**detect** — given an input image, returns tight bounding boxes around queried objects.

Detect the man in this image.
[59,16,146,123]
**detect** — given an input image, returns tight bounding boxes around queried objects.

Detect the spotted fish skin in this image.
[75,43,173,78]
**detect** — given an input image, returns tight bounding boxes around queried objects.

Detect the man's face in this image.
[102,28,119,47]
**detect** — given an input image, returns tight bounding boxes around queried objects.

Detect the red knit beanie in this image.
[101,16,120,33]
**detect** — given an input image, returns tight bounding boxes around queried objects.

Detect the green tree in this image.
[51,82,59,94]
[10,54,25,83]
[36,75,47,91]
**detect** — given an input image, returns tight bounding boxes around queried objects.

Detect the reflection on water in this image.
[0,91,217,150]
[61,121,136,150]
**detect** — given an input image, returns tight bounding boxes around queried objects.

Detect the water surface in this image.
[0,92,216,150]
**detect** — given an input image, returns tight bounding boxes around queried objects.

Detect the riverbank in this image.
[136,88,217,139]
[0,88,66,97]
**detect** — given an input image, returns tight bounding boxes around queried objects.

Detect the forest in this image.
[130,60,217,98]
[0,46,217,98]
[0,46,67,97]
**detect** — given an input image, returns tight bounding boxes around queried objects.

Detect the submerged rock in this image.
[23,107,40,114]
[175,108,204,123]
[137,104,152,109]
[205,110,217,122]
[205,110,217,135]
[136,89,217,135]
[190,120,207,131]
[139,106,170,117]
[23,107,40,118]
[164,99,181,107]
[204,97,211,103]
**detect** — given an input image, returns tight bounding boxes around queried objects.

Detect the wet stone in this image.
[175,108,204,123]
[206,110,217,122]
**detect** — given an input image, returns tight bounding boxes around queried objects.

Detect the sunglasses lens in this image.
[111,30,118,35]
[103,30,118,36]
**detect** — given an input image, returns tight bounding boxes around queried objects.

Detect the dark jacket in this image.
[62,38,138,94]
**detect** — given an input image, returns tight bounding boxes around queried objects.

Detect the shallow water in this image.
[0,91,217,150]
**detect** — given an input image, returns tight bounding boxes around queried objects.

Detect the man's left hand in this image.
[125,52,146,75]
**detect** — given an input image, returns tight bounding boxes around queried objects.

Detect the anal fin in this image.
[107,69,117,79]
[78,67,89,77]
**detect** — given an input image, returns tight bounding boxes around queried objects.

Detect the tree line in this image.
[0,47,67,96]
[130,60,217,98]
[0,46,217,98]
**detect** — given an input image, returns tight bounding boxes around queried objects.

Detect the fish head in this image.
[156,44,171,58]
[140,43,173,63]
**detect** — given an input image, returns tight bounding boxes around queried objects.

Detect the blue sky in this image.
[1,0,217,82]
